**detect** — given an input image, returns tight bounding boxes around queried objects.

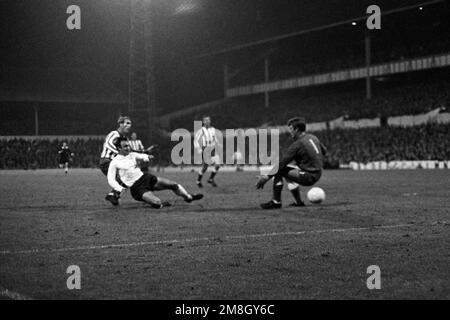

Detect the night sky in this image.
[0,0,443,113]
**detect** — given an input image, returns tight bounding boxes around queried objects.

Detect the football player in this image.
[256,117,327,209]
[58,142,74,174]
[100,116,132,205]
[108,137,203,208]
[194,116,221,187]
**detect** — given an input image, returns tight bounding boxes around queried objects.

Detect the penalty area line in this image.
[0,223,415,256]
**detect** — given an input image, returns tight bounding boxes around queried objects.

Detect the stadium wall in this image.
[0,135,105,141]
[347,161,450,170]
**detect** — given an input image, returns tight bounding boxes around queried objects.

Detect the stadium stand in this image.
[1,123,449,169]
[1,2,448,170]
[315,123,450,168]
[168,72,450,130]
[0,138,102,169]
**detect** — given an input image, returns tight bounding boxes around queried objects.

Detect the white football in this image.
[307,187,326,204]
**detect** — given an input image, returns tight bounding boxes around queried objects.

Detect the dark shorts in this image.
[130,173,159,201]
[279,166,322,187]
[59,157,69,165]
[99,158,111,176]
[293,170,321,186]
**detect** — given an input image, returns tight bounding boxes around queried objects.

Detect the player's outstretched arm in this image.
[145,144,158,153]
[267,143,298,178]
[131,145,158,154]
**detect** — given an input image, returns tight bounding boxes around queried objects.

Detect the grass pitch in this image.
[0,169,449,299]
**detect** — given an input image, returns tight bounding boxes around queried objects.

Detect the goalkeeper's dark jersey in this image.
[277,132,327,174]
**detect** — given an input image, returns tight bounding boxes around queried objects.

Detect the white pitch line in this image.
[0,286,33,300]
[0,223,415,256]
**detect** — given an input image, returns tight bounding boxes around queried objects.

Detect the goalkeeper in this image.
[256,117,327,209]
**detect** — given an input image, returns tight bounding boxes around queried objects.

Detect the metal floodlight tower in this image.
[128,0,157,145]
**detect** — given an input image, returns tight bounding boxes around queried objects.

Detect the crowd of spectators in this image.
[0,139,103,169]
[1,123,449,170]
[315,123,450,167]
[168,77,450,130]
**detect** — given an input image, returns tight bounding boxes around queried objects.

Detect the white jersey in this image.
[194,127,218,149]
[101,130,124,160]
[129,139,144,152]
[107,152,150,192]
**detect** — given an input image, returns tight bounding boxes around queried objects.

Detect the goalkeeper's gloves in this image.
[256,175,270,189]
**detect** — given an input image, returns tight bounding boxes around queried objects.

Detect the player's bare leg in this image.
[141,191,166,208]
[197,163,208,188]
[207,164,220,187]
[154,177,204,203]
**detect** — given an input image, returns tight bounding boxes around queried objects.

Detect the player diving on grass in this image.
[100,116,132,205]
[194,116,222,187]
[107,137,203,208]
[58,142,74,174]
[256,117,327,209]
[100,116,157,206]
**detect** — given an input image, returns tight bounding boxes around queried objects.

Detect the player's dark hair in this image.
[114,136,128,150]
[117,116,131,125]
[287,117,306,132]
[202,116,211,126]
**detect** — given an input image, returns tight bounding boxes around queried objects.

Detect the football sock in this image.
[209,171,217,180]
[197,174,203,182]
[173,184,191,200]
[290,187,302,204]
[273,178,283,203]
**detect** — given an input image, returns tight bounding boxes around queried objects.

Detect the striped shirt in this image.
[129,139,144,152]
[194,127,218,149]
[100,130,125,160]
